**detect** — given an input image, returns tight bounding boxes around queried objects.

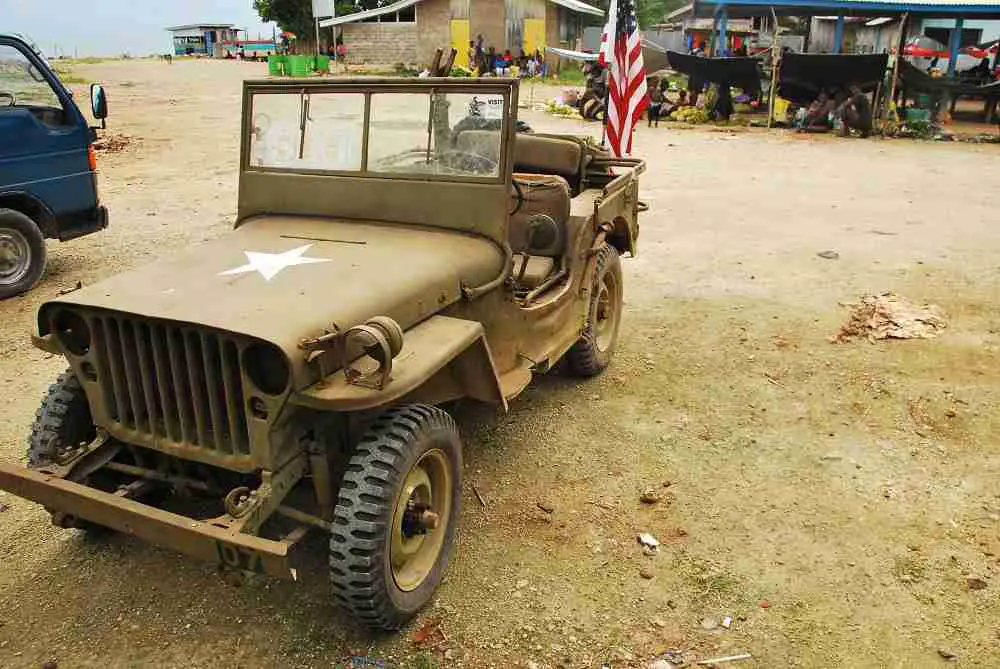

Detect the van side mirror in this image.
[90,83,108,127]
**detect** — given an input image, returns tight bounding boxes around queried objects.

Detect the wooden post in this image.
[767,7,780,129]
[885,12,908,131]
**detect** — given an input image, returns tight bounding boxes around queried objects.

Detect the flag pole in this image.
[600,81,610,147]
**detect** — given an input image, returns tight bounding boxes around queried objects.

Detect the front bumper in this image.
[0,461,301,580]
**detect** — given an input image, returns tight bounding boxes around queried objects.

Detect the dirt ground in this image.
[1,59,999,669]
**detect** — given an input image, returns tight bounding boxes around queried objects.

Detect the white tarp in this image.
[548,0,605,17]
[545,46,599,61]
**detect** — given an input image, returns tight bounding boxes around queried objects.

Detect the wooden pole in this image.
[767,7,780,129]
[885,12,908,131]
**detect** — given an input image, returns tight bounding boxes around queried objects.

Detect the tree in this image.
[254,0,358,39]
[591,0,688,29]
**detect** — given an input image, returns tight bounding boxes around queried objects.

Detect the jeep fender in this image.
[292,315,506,412]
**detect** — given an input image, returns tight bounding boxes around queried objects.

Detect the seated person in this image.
[795,90,835,130]
[836,85,872,138]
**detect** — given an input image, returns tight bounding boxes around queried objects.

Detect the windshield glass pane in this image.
[0,44,63,110]
[248,88,507,180]
[250,92,364,170]
[368,91,504,178]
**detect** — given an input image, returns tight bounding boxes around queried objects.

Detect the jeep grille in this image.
[90,314,251,456]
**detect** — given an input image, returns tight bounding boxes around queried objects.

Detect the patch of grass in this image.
[64,56,107,65]
[408,652,439,669]
[550,67,587,85]
[52,66,86,85]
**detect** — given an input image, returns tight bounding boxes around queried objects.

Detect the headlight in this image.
[53,310,91,356]
[243,342,290,395]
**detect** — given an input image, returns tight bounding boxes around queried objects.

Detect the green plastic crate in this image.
[267,54,286,76]
[287,55,310,77]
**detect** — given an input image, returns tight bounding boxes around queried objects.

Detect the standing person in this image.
[467,40,477,72]
[335,38,348,73]
[647,78,664,126]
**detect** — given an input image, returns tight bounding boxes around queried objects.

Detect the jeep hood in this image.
[40,215,504,386]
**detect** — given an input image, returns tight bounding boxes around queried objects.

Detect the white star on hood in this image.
[218,244,331,281]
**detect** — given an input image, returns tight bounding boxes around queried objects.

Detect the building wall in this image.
[341,22,419,65]
[471,0,507,52]
[921,18,1000,44]
[415,0,454,65]
[809,18,914,54]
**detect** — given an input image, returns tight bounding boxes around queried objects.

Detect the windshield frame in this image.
[242,78,516,185]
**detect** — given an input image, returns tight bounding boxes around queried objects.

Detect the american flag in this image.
[600,0,647,157]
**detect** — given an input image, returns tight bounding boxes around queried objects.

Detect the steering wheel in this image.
[0,92,14,107]
[438,150,497,175]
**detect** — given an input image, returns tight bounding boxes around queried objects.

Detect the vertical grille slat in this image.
[84,310,251,460]
[200,332,229,453]
[117,319,147,432]
[219,339,248,455]
[149,324,178,442]
[90,319,119,421]
[133,321,161,439]
[183,331,212,450]
[165,328,194,444]
[103,317,130,427]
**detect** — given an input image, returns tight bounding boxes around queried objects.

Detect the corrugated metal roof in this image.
[165,24,235,32]
[322,0,602,27]
[694,0,1000,18]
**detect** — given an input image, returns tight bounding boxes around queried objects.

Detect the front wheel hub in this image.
[390,449,451,592]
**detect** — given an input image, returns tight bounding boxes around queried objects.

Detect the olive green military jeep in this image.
[0,77,644,631]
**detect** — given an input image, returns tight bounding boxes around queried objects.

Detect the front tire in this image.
[565,243,623,376]
[0,208,46,300]
[330,404,462,631]
[28,370,111,534]
[28,370,97,468]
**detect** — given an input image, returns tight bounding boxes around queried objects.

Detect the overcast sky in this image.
[7,0,278,58]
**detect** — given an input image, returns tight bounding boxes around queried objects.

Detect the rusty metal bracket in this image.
[298,324,341,353]
[34,430,120,481]
[589,222,615,257]
[209,453,308,536]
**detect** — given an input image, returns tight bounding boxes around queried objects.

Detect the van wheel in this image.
[330,404,462,631]
[0,208,46,299]
[565,243,623,376]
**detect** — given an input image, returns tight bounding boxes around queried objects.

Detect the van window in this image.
[0,44,69,126]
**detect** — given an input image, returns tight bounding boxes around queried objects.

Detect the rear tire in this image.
[565,243,623,376]
[0,208,46,300]
[330,404,462,631]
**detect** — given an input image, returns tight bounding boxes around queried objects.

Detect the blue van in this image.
[0,33,109,298]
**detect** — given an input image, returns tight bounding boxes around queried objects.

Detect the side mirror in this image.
[90,83,108,126]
